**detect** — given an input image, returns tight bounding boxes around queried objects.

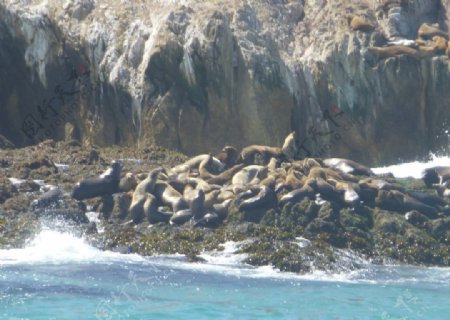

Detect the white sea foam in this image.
[0,229,145,265]
[372,155,450,179]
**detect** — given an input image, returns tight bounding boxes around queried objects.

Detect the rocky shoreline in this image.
[1,140,449,274]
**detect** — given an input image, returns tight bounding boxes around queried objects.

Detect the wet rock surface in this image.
[1,141,449,274]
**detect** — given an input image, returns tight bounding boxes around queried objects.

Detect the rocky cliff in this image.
[0,0,449,165]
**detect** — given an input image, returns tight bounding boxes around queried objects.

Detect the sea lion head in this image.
[422,168,439,188]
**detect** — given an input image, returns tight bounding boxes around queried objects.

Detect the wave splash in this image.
[0,229,145,265]
[372,154,450,178]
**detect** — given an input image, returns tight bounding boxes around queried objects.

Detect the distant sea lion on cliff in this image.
[417,23,449,40]
[348,16,375,33]
[72,160,121,200]
[368,45,419,59]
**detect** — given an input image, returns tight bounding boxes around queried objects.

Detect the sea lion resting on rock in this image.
[348,16,375,32]
[239,132,298,165]
[154,181,188,213]
[215,146,239,169]
[422,166,450,188]
[72,160,121,200]
[368,45,420,59]
[417,23,448,40]
[129,167,166,222]
[323,158,374,176]
[169,154,224,176]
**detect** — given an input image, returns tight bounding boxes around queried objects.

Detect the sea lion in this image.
[417,23,448,40]
[375,190,438,218]
[131,167,165,207]
[431,36,448,54]
[144,193,172,224]
[422,166,450,187]
[212,199,232,219]
[232,165,268,186]
[204,189,220,209]
[99,194,114,219]
[169,154,224,176]
[407,190,446,208]
[239,145,284,165]
[323,158,374,176]
[334,181,361,205]
[281,131,298,160]
[368,45,419,59]
[215,146,239,169]
[119,172,137,192]
[129,193,146,223]
[154,181,188,212]
[190,189,205,220]
[72,160,121,200]
[205,164,246,185]
[129,167,166,221]
[170,209,193,225]
[31,186,63,210]
[279,179,316,206]
[348,16,375,32]
[416,45,438,58]
[238,185,277,211]
[193,212,220,228]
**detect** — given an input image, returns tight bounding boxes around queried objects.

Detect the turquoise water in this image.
[1,231,449,319]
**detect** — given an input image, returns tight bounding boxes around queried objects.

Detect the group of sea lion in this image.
[368,22,449,59]
[348,11,450,60]
[68,133,450,229]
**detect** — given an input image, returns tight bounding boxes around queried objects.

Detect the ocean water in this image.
[1,156,449,319]
[1,229,450,320]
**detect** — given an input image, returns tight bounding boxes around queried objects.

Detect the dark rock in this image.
[429,218,450,239]
[99,194,114,219]
[86,221,98,235]
[34,208,89,224]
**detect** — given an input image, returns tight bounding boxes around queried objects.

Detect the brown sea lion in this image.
[417,23,448,40]
[368,45,419,59]
[215,146,239,169]
[238,185,277,211]
[239,145,283,165]
[144,193,172,224]
[119,172,137,192]
[416,45,437,58]
[129,193,146,223]
[154,182,188,212]
[348,16,375,32]
[205,164,246,185]
[279,178,316,206]
[281,131,298,160]
[190,189,205,220]
[432,36,448,54]
[231,165,268,186]
[169,154,224,176]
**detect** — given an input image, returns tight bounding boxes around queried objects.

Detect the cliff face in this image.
[0,0,449,165]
